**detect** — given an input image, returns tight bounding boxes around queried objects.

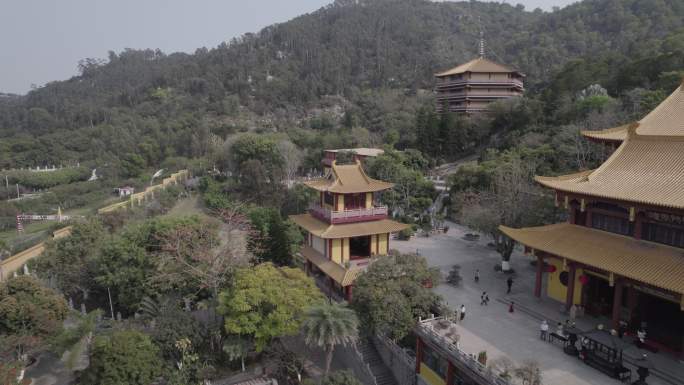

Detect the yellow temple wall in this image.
[342,238,350,263]
[378,233,388,255]
[547,258,583,305]
[419,363,446,385]
[370,234,378,255]
[331,238,342,264]
[336,194,345,212]
[366,193,373,208]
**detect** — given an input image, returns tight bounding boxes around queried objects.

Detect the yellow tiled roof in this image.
[581,123,633,142]
[435,57,522,77]
[289,214,409,239]
[299,245,366,286]
[500,223,684,295]
[303,161,393,193]
[537,126,684,209]
[581,82,684,142]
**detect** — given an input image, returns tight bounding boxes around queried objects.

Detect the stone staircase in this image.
[358,339,398,385]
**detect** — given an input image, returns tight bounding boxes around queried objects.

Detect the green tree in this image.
[0,276,68,360]
[32,220,104,301]
[223,335,253,372]
[120,153,146,178]
[218,263,324,352]
[301,303,359,375]
[81,330,162,385]
[248,207,301,266]
[352,254,441,340]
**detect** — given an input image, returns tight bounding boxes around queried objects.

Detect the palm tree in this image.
[301,303,359,376]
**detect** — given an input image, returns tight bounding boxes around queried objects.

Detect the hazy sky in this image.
[0,0,576,94]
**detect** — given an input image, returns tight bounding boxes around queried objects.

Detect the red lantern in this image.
[546,265,557,273]
[579,275,589,285]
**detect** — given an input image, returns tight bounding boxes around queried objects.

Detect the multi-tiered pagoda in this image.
[434,57,524,114]
[290,158,408,301]
[501,81,684,355]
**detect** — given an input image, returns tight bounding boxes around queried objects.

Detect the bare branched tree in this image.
[461,156,552,271]
[277,139,303,187]
[154,206,254,300]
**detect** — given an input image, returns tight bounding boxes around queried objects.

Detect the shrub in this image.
[80,330,162,385]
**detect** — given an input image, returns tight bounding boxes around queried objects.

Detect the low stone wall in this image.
[0,226,72,281]
[98,169,189,214]
[336,343,378,385]
[373,335,417,385]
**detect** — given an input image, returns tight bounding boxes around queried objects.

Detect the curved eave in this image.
[581,123,631,143]
[289,214,409,239]
[499,223,684,295]
[302,179,394,193]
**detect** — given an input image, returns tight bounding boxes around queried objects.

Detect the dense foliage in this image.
[1,0,683,175]
[0,275,68,337]
[218,263,324,352]
[80,330,163,385]
[352,253,442,340]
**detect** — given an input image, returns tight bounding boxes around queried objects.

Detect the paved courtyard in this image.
[392,222,683,385]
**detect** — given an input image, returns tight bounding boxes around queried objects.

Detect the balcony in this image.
[435,78,524,89]
[309,204,388,224]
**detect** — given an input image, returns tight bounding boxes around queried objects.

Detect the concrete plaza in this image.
[392,222,682,385]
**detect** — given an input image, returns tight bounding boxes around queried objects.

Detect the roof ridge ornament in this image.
[479,31,485,58]
[626,122,640,138]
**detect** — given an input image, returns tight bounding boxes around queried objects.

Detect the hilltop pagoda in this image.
[434,57,524,114]
[290,158,408,301]
[501,81,684,356]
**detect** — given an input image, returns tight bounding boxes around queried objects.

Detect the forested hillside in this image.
[1,0,683,173]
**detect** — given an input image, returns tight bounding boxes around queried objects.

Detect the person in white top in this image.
[540,320,549,341]
[460,304,466,321]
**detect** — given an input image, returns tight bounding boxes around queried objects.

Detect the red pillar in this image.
[586,209,593,228]
[328,276,334,298]
[446,361,454,385]
[568,202,577,224]
[611,278,624,330]
[345,285,353,302]
[565,263,576,311]
[634,212,643,239]
[534,254,544,298]
[415,337,423,373]
[626,285,638,317]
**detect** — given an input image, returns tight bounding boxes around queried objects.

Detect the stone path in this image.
[392,222,682,385]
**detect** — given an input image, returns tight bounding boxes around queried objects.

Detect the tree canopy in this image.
[80,330,163,385]
[218,263,324,352]
[352,253,442,340]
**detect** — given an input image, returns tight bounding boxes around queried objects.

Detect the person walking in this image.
[480,291,487,306]
[506,276,513,294]
[460,304,466,321]
[508,301,515,313]
[540,320,549,341]
[474,269,480,283]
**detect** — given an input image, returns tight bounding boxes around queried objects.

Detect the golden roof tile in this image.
[303,161,393,193]
[500,223,684,295]
[289,214,409,239]
[435,57,522,77]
